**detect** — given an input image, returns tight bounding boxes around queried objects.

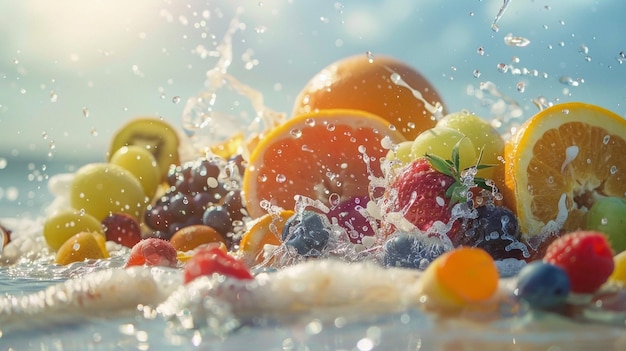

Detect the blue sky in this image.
[1,0,625,162]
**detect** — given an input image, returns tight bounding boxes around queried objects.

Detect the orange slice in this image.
[238,210,294,267]
[242,109,406,218]
[501,102,626,237]
[293,54,445,140]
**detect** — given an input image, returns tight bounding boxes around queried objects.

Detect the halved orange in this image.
[237,210,294,267]
[293,54,445,140]
[501,102,626,237]
[242,109,406,218]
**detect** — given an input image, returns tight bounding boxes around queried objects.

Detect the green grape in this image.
[43,209,104,250]
[410,126,477,171]
[110,145,161,199]
[70,163,148,221]
[586,196,626,253]
[436,110,504,178]
[386,140,414,165]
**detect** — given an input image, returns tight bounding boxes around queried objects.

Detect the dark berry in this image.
[223,190,248,221]
[327,195,375,244]
[382,233,447,270]
[282,211,331,257]
[101,213,142,248]
[202,205,234,237]
[460,205,528,260]
[515,261,570,310]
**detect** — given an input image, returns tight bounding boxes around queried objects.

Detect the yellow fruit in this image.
[170,225,227,252]
[609,250,626,286]
[43,210,104,251]
[110,145,161,199]
[70,163,148,221]
[436,110,504,179]
[55,231,109,265]
[410,126,477,171]
[108,117,180,180]
[501,102,626,237]
[417,247,499,311]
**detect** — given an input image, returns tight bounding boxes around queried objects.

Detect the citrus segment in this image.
[238,210,294,267]
[293,54,445,140]
[243,109,406,218]
[502,102,626,237]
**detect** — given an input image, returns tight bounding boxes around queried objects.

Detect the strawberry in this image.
[381,142,492,245]
[183,246,253,283]
[543,230,614,294]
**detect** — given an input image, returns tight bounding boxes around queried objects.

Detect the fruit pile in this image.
[2,53,626,320]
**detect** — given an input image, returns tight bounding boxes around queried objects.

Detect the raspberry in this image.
[543,231,614,294]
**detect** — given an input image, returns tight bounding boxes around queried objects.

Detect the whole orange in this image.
[293,54,446,140]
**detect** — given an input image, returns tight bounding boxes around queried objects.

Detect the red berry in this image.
[126,238,178,268]
[382,158,461,240]
[101,213,142,248]
[543,231,614,294]
[183,247,253,283]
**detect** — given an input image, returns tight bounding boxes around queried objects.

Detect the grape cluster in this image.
[144,155,248,247]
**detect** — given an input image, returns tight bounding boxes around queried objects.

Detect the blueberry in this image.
[515,261,570,310]
[460,205,529,260]
[382,234,447,270]
[281,211,331,257]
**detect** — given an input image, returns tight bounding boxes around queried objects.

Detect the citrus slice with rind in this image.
[238,210,294,267]
[242,109,407,218]
[501,102,626,237]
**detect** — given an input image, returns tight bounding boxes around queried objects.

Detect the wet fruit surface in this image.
[293,54,445,140]
[243,109,406,218]
[501,102,626,237]
[543,231,614,294]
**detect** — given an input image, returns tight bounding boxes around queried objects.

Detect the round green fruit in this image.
[70,163,148,221]
[43,210,104,251]
[410,126,477,171]
[110,145,161,199]
[586,196,626,253]
[436,110,504,179]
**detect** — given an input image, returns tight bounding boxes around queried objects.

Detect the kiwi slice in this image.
[109,117,180,180]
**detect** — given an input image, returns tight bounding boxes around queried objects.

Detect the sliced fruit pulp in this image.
[243,109,406,218]
[503,102,626,237]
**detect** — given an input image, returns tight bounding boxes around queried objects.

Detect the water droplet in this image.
[578,44,589,55]
[516,82,526,93]
[503,33,530,47]
[365,51,375,63]
[172,96,181,104]
[50,91,58,103]
[289,128,302,138]
[82,107,89,118]
[610,165,618,174]
[305,118,315,127]
[477,47,485,56]
[276,174,286,183]
[472,70,481,78]
[326,123,335,132]
[558,76,579,87]
[497,63,509,73]
[601,217,608,225]
[603,135,611,145]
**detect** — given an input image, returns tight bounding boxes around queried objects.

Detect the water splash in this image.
[491,0,512,32]
[181,7,286,156]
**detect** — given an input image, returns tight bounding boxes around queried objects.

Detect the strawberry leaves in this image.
[424,139,495,205]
